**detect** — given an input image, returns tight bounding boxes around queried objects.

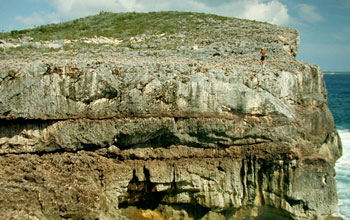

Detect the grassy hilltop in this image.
[1,11,235,41]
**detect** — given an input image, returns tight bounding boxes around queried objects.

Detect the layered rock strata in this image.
[0,12,342,220]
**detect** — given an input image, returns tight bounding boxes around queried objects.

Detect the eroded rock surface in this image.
[0,12,341,220]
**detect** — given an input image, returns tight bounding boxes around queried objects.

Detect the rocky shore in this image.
[0,12,342,219]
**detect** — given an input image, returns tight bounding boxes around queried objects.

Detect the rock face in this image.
[0,12,342,220]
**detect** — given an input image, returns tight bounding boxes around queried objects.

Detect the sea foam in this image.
[335,129,350,219]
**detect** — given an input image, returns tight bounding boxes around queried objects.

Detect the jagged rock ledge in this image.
[0,12,342,220]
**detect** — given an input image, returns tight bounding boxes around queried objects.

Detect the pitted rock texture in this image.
[0,12,342,220]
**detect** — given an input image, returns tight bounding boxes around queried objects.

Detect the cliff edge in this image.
[0,12,342,220]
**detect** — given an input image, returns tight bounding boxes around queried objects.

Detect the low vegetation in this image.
[0,11,232,41]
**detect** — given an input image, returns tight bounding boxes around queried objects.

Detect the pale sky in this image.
[1,0,349,71]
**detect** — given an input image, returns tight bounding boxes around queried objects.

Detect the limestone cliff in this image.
[0,12,342,220]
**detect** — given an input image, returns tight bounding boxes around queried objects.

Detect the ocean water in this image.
[324,73,350,219]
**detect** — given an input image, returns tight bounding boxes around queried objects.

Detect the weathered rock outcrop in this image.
[0,12,342,220]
